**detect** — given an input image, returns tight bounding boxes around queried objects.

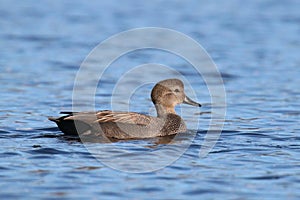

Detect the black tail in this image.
[60,111,79,115]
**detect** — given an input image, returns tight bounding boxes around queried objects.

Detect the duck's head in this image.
[151,79,201,116]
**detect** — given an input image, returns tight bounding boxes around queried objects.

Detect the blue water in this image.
[1,0,300,199]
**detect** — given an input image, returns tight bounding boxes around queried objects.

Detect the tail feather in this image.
[60,111,79,115]
[48,117,59,122]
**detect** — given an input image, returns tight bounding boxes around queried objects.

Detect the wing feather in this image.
[61,110,151,126]
[95,110,151,125]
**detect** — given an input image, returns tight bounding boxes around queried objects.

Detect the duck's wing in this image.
[95,110,151,126]
[61,110,152,126]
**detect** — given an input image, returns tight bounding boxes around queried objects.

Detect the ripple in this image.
[235,131,279,140]
[47,60,75,69]
[29,133,62,139]
[245,174,290,180]
[0,166,10,170]
[183,189,220,195]
[274,110,300,116]
[210,147,266,154]
[28,155,53,159]
[75,166,101,171]
[167,165,191,171]
[0,130,10,134]
[131,186,163,192]
[1,152,21,157]
[26,148,70,155]
[4,34,62,42]
[0,133,25,138]
[272,136,300,141]
[97,191,125,198]
[29,169,51,175]
[34,127,60,132]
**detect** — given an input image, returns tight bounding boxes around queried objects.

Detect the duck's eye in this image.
[174,89,180,93]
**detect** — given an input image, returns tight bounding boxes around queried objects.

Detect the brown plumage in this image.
[49,79,201,140]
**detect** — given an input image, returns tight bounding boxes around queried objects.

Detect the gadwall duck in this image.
[49,79,201,139]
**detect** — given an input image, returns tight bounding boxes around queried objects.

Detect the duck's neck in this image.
[155,104,176,117]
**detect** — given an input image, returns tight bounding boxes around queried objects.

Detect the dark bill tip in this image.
[183,96,201,107]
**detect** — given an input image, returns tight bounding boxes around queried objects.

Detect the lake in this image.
[0,0,300,199]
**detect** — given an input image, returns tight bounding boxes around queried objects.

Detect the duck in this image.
[48,79,201,139]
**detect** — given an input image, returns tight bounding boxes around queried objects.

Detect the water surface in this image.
[1,0,300,199]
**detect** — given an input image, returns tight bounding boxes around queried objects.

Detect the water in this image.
[1,0,300,199]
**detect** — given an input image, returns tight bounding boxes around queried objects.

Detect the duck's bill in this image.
[183,96,201,107]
